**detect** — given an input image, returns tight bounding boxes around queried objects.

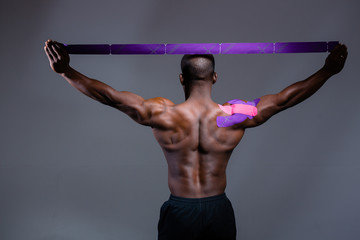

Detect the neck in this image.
[184,80,213,101]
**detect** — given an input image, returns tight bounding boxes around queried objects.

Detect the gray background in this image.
[1,0,359,239]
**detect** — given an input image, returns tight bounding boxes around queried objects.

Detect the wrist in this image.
[319,66,335,78]
[60,66,75,77]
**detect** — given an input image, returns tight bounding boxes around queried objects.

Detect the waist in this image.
[168,173,227,198]
[169,192,227,204]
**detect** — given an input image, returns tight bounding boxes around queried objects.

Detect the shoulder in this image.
[221,102,231,106]
[145,97,175,108]
[144,97,175,115]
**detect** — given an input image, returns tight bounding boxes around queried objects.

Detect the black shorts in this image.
[158,193,236,240]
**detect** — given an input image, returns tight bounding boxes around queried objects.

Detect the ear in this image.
[212,72,218,84]
[179,73,185,86]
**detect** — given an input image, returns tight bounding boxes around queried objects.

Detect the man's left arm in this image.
[44,39,170,127]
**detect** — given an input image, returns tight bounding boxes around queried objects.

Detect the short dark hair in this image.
[181,54,215,80]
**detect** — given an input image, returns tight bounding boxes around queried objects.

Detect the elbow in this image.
[100,94,115,106]
[276,89,301,110]
[88,90,114,106]
[274,93,290,110]
[87,82,115,106]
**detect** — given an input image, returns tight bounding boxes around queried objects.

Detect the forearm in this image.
[60,67,114,105]
[278,67,334,109]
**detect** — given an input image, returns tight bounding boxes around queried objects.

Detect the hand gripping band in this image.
[217,98,260,127]
[64,41,339,55]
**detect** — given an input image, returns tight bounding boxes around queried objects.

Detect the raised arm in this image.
[44,39,172,126]
[243,44,348,128]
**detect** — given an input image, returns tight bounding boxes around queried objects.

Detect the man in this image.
[44,40,347,240]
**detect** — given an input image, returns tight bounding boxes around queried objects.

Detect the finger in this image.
[51,44,61,59]
[332,44,341,52]
[333,45,346,57]
[47,39,55,46]
[335,44,346,53]
[45,41,55,55]
[44,46,51,59]
[339,45,348,58]
[342,45,348,54]
[47,44,57,60]
[341,44,348,51]
[46,46,56,61]
[46,40,56,48]
[45,45,55,61]
[56,43,69,58]
[329,45,340,56]
[54,44,65,58]
[342,47,348,58]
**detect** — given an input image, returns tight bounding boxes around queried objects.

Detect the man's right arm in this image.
[242,44,348,128]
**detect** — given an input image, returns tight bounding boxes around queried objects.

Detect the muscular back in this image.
[150,98,245,198]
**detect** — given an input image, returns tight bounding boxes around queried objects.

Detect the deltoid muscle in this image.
[217,98,260,127]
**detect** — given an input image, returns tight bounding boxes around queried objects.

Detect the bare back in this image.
[151,99,245,198]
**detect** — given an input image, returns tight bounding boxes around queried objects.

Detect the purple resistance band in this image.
[64,41,339,55]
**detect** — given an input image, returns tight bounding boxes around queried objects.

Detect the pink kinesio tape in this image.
[218,104,257,116]
[217,98,260,127]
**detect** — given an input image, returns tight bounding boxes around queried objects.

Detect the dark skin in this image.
[44,40,348,198]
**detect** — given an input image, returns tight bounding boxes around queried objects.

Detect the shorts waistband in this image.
[169,193,227,204]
